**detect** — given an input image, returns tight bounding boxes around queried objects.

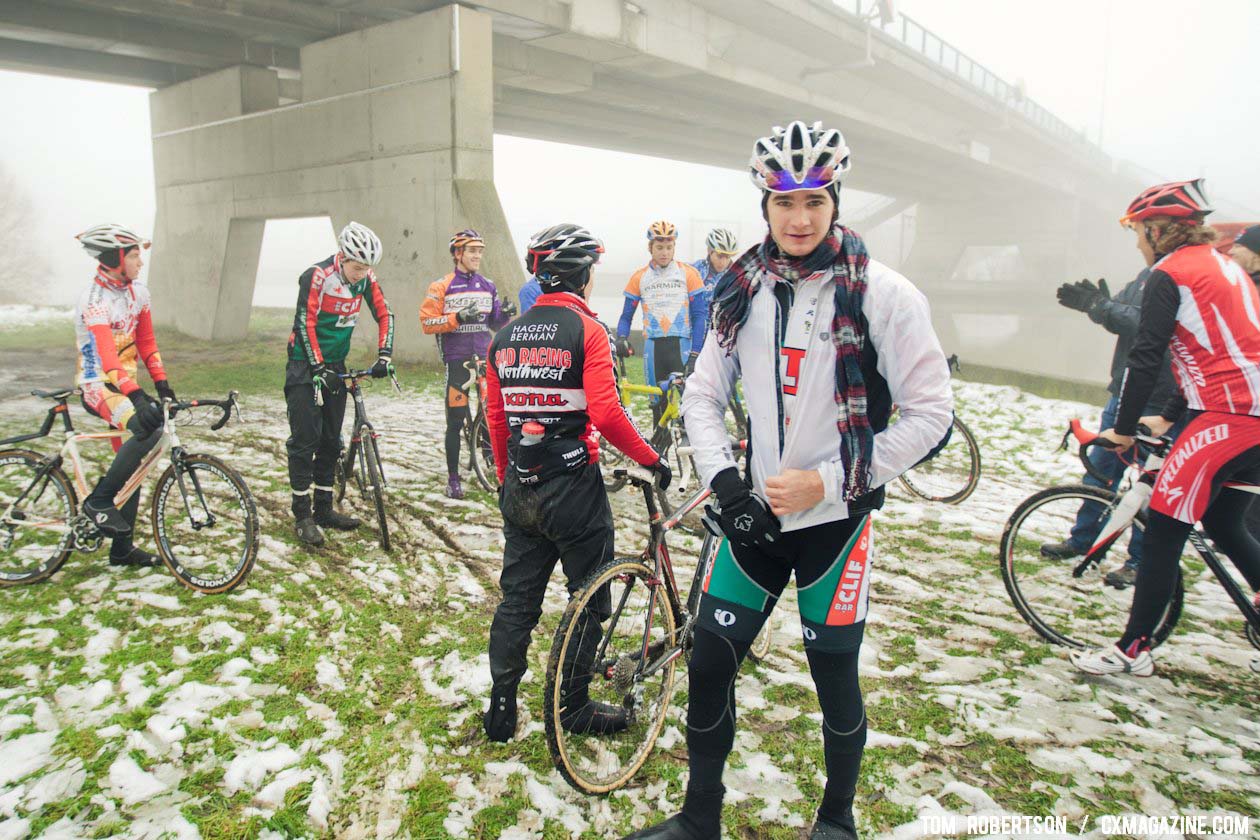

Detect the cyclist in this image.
[286,222,395,547]
[482,223,671,743]
[617,221,706,393]
[627,122,953,840]
[1042,268,1183,588]
[690,228,739,358]
[1072,179,1260,678]
[420,229,517,499]
[1230,225,1260,286]
[73,224,173,568]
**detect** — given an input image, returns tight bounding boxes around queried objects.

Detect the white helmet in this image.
[749,121,851,193]
[75,223,150,260]
[339,221,383,266]
[706,228,739,255]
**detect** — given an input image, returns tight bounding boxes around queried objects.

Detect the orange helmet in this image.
[646,220,677,240]
[449,228,484,255]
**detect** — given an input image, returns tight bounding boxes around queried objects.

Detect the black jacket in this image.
[1087,267,1177,409]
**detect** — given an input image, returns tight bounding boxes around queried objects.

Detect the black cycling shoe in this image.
[314,506,360,531]
[622,814,711,840]
[810,816,858,840]
[109,547,161,568]
[1039,540,1083,560]
[560,700,629,735]
[483,692,517,742]
[82,499,132,537]
[295,517,325,547]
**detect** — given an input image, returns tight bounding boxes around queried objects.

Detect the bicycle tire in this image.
[600,440,629,493]
[899,415,982,504]
[468,410,498,493]
[999,484,1182,649]
[151,454,258,594]
[362,433,391,552]
[747,613,775,664]
[544,557,678,795]
[0,449,76,586]
[334,444,349,504]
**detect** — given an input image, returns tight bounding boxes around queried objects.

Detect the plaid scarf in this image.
[711,224,874,500]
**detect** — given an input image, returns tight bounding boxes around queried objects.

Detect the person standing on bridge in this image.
[1041,268,1183,588]
[617,221,707,395]
[420,229,517,499]
[690,228,740,354]
[625,121,953,840]
[73,224,174,568]
[285,222,395,547]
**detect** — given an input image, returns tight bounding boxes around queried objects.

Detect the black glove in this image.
[370,356,393,379]
[706,467,785,558]
[649,457,672,490]
[1056,278,1105,313]
[456,302,481,325]
[684,351,699,377]
[154,380,176,404]
[617,337,635,358]
[311,364,341,395]
[500,300,518,319]
[127,390,165,434]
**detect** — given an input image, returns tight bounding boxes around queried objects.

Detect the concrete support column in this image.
[146,5,522,361]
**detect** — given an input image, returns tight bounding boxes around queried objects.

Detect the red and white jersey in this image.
[1117,244,1260,434]
[1161,245,1260,415]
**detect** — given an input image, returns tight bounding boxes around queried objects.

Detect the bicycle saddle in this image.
[30,387,77,400]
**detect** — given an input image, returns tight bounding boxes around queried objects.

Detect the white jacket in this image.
[682,258,954,532]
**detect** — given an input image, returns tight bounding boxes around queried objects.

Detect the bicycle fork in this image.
[1075,481,1152,579]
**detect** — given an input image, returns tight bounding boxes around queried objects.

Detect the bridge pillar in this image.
[146,5,522,362]
[901,195,1134,387]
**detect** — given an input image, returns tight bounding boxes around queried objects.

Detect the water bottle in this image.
[516,421,545,483]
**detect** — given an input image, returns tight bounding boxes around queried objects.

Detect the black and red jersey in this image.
[1117,244,1260,434]
[287,253,394,365]
[485,291,659,483]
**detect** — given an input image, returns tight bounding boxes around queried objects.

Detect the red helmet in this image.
[1120,178,1213,227]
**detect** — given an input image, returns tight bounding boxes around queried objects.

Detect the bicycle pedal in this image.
[69,514,103,552]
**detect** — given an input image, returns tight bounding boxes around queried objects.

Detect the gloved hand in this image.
[649,457,672,490]
[311,364,341,395]
[154,379,176,404]
[370,356,393,379]
[456,302,481,325]
[1056,278,1107,313]
[127,390,165,434]
[617,337,635,358]
[706,466,785,559]
[500,300,518,319]
[684,351,700,377]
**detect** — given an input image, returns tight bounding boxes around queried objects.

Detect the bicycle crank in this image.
[69,514,103,553]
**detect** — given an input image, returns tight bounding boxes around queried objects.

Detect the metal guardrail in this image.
[832,1,1097,150]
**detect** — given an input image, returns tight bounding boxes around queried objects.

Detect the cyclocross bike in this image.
[0,387,257,594]
[462,354,498,493]
[896,354,982,505]
[331,367,402,552]
[999,419,1260,655]
[543,443,774,795]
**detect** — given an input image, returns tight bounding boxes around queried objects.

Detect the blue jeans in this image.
[1068,395,1186,567]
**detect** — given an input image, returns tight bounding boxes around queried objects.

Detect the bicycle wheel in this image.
[0,450,76,586]
[468,410,498,493]
[362,433,391,552]
[544,558,678,795]
[652,425,701,528]
[899,415,982,504]
[999,485,1182,649]
[600,435,629,493]
[334,441,350,503]
[152,454,258,594]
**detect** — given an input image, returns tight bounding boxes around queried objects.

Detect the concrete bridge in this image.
[0,0,1171,376]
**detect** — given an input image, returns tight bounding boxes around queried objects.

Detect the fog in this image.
[1,0,1255,333]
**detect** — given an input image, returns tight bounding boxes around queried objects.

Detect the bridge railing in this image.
[832,2,1096,150]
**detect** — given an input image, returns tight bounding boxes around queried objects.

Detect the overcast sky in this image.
[1,0,1255,319]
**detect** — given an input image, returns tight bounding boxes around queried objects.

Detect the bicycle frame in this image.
[338,369,400,487]
[1072,428,1260,634]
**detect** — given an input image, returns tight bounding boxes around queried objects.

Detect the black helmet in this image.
[525,224,604,292]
